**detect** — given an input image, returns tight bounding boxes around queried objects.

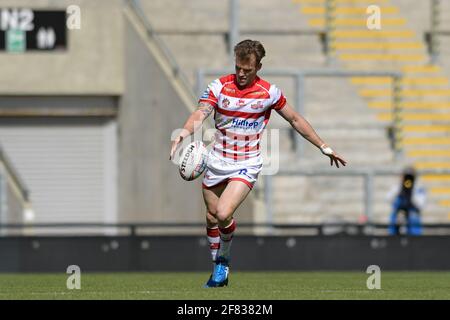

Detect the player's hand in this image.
[170,136,183,160]
[320,144,347,168]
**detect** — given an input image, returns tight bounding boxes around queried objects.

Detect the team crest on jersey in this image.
[222,98,230,108]
[250,101,264,109]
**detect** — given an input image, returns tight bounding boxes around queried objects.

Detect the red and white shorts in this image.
[202,151,263,190]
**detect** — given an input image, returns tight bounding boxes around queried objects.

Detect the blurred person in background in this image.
[387,167,426,235]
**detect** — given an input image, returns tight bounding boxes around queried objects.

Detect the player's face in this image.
[235,54,261,89]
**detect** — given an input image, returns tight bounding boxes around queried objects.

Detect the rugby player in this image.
[170,40,347,287]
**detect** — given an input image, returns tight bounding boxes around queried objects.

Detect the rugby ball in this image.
[179,141,208,181]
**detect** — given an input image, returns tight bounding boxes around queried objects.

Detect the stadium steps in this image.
[271,174,449,223]
[295,0,450,222]
[275,128,393,167]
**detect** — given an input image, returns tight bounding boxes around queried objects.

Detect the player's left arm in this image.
[277,103,347,168]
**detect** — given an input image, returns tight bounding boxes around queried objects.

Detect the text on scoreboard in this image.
[0,8,67,52]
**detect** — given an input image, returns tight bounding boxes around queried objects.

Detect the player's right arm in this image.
[169,102,214,160]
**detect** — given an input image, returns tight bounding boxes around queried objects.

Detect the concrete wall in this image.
[119,13,204,222]
[0,0,123,95]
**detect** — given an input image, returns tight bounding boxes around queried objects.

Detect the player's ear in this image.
[257,63,262,71]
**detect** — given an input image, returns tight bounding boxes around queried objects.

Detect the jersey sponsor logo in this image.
[223,87,236,94]
[247,91,267,98]
[215,114,234,126]
[232,118,259,129]
[250,101,264,109]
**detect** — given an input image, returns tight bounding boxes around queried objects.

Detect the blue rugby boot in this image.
[204,273,216,288]
[207,256,229,287]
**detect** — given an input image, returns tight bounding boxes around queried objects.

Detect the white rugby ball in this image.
[179,141,208,181]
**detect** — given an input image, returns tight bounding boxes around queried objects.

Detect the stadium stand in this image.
[292,0,450,223]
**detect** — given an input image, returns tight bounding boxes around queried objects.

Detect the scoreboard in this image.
[0,8,67,52]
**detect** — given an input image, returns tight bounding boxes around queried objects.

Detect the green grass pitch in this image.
[0,272,449,300]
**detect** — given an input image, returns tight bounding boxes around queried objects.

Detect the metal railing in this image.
[263,168,450,228]
[424,0,450,64]
[324,0,336,65]
[229,0,239,62]
[428,0,441,64]
[196,68,403,158]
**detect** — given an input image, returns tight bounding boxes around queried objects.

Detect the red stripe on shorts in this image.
[229,177,254,189]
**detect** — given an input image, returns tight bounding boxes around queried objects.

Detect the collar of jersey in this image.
[233,75,260,95]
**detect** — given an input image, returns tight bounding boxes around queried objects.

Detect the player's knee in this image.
[215,206,234,223]
[206,211,218,225]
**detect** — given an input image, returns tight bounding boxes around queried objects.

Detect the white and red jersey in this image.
[199,74,287,164]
